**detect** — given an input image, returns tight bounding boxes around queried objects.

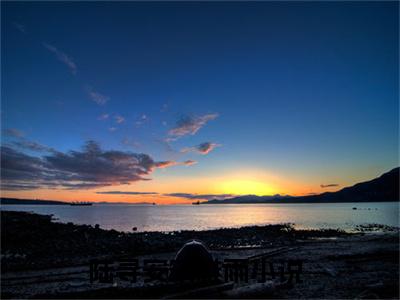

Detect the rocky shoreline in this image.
[1,211,399,299]
[2,211,352,272]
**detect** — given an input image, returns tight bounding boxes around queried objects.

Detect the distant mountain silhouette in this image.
[0,198,156,205]
[205,194,292,204]
[1,198,68,205]
[205,167,399,204]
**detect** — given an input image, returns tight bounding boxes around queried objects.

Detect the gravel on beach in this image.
[1,210,399,299]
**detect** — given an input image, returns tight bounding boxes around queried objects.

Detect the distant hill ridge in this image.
[2,167,398,205]
[0,198,156,205]
[204,167,399,204]
[0,198,68,205]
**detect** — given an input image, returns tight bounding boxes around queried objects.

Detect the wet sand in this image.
[1,211,399,299]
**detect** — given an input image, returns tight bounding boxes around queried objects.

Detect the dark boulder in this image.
[169,240,218,281]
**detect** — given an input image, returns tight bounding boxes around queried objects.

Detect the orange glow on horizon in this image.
[1,168,346,204]
[219,180,277,196]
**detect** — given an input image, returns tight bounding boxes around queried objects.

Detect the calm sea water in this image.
[1,202,398,232]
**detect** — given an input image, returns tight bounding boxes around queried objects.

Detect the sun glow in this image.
[219,179,277,196]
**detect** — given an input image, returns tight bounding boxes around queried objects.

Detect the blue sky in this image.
[1,2,398,201]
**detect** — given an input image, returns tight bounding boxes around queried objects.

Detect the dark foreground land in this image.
[1,211,399,299]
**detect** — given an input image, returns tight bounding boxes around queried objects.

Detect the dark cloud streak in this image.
[163,193,236,200]
[320,184,339,188]
[96,191,158,195]
[12,139,55,153]
[1,141,187,191]
[168,113,218,140]
[182,142,220,155]
[4,128,24,138]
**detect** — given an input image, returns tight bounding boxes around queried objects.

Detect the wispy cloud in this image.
[95,191,234,200]
[4,128,25,138]
[0,140,186,191]
[12,139,55,153]
[3,130,55,153]
[320,184,339,188]
[182,142,220,155]
[96,191,158,195]
[86,86,109,105]
[13,22,26,34]
[109,127,117,132]
[183,160,197,166]
[43,43,77,75]
[115,115,125,124]
[135,114,148,127]
[98,114,109,120]
[168,113,218,140]
[163,193,235,200]
[154,159,197,169]
[154,161,178,169]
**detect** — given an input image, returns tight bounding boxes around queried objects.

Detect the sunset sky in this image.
[1,2,398,204]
